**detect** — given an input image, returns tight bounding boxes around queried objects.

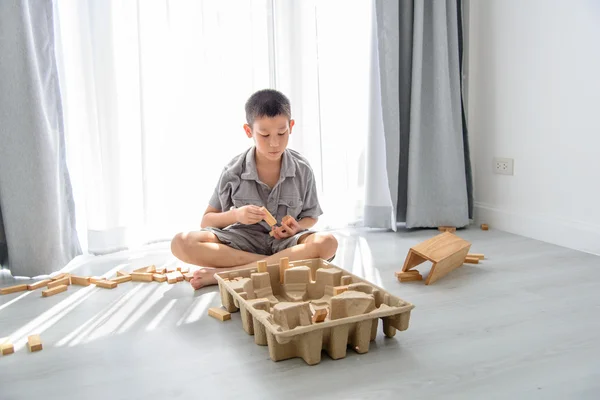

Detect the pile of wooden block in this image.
[0,264,195,298]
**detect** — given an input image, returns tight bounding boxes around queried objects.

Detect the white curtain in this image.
[54,0,393,254]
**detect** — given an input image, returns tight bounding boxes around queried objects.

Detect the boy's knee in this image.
[171,232,186,257]
[315,233,338,258]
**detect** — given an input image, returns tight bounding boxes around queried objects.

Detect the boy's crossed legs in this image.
[171,230,338,289]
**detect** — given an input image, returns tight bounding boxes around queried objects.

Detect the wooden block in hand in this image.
[70,275,91,286]
[131,272,154,282]
[42,284,68,297]
[208,307,231,321]
[111,275,132,284]
[333,285,349,295]
[48,276,71,289]
[260,206,277,226]
[153,274,167,283]
[27,335,43,352]
[1,284,30,295]
[1,338,14,356]
[27,279,52,291]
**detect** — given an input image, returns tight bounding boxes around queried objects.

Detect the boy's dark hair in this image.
[245,89,291,126]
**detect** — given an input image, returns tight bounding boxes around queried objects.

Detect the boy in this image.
[171,89,338,289]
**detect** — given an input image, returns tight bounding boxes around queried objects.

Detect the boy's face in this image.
[244,115,295,162]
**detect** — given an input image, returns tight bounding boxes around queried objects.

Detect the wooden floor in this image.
[1,227,599,399]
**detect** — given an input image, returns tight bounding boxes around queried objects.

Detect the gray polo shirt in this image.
[209,146,323,232]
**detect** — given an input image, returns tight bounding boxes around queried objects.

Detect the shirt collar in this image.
[241,147,296,181]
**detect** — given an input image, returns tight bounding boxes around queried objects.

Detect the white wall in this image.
[467,0,600,255]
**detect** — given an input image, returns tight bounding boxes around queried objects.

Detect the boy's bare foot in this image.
[190,268,218,290]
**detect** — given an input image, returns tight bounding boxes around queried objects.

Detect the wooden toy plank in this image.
[464,256,479,264]
[208,307,231,321]
[48,276,71,289]
[153,274,167,283]
[260,206,277,226]
[394,270,420,278]
[50,273,69,281]
[401,251,428,272]
[27,279,52,291]
[42,284,68,297]
[398,274,423,282]
[70,275,91,286]
[1,284,29,295]
[426,246,471,285]
[410,232,471,263]
[95,280,117,289]
[111,275,132,284]
[131,272,154,282]
[467,253,485,260]
[27,335,43,352]
[90,277,103,284]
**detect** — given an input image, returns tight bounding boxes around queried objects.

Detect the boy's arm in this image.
[201,206,237,229]
[297,216,317,230]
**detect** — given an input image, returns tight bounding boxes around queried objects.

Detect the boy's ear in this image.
[289,119,295,133]
[243,124,253,138]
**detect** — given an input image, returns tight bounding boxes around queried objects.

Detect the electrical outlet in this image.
[493,157,514,175]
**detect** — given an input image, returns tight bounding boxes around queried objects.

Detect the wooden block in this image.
[394,270,420,278]
[282,215,294,225]
[481,223,489,231]
[70,275,91,286]
[464,256,479,264]
[0,284,29,295]
[134,265,155,273]
[438,226,456,233]
[116,271,128,277]
[47,276,71,289]
[257,260,267,273]
[111,275,132,284]
[333,285,349,295]
[166,265,178,273]
[398,274,423,282]
[131,272,154,282]
[208,307,231,321]
[1,339,14,356]
[42,284,68,297]
[95,280,117,289]
[311,308,328,323]
[166,272,179,284]
[467,253,485,260]
[279,257,289,284]
[27,335,43,352]
[177,266,190,274]
[173,271,184,282]
[155,267,166,274]
[260,206,277,226]
[27,279,52,291]
[51,273,69,281]
[153,273,167,283]
[184,272,194,282]
[90,277,103,284]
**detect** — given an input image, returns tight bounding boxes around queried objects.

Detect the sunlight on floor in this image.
[116,284,174,334]
[8,286,99,350]
[352,237,384,288]
[0,291,32,313]
[146,299,177,332]
[177,291,217,326]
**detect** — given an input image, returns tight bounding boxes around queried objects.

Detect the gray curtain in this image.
[0,0,81,276]
[376,0,472,228]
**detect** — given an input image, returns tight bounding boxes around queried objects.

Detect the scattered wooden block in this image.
[153,274,167,283]
[166,272,179,284]
[27,279,52,291]
[42,285,68,297]
[481,224,489,231]
[401,232,471,285]
[333,285,349,295]
[134,265,155,273]
[95,280,117,289]
[208,307,231,321]
[279,257,289,284]
[260,207,277,226]
[47,276,71,289]
[467,253,485,260]
[184,272,194,282]
[394,270,420,278]
[340,275,353,285]
[90,277,103,284]
[50,273,69,281]
[27,335,43,352]
[131,272,154,282]
[257,260,267,273]
[464,256,479,264]
[0,338,14,356]
[111,275,132,284]
[155,266,166,274]
[0,284,29,295]
[116,271,128,277]
[398,274,423,282]
[311,308,328,323]
[173,271,184,282]
[177,266,190,274]
[438,226,457,233]
[70,275,91,286]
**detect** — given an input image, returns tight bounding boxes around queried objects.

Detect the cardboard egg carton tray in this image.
[215,258,414,365]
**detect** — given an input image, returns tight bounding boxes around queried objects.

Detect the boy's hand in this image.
[234,205,265,225]
[271,216,301,239]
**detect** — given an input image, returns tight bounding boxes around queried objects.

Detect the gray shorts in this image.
[203,226,314,256]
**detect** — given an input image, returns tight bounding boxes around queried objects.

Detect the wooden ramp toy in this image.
[400,232,471,285]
